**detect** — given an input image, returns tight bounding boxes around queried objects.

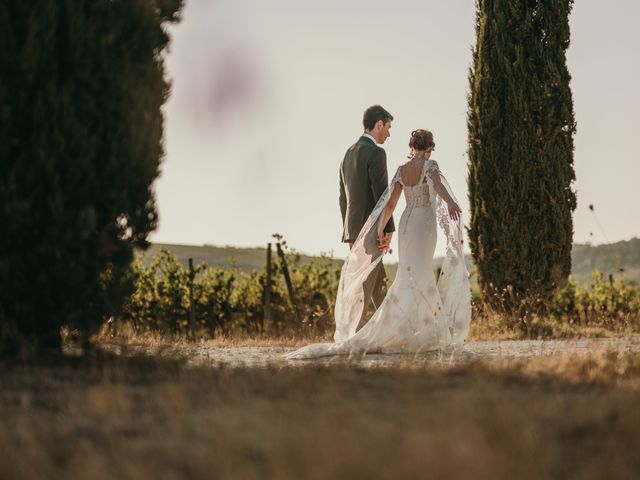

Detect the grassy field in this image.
[2,347,640,479]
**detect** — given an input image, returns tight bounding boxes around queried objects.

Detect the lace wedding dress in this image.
[285,159,471,359]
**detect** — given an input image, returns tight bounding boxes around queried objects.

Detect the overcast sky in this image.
[151,0,640,260]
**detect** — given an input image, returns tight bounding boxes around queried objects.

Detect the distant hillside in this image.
[571,237,640,283]
[141,243,342,272]
[141,238,640,284]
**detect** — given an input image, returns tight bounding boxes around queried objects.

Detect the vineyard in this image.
[104,244,640,341]
[107,246,341,339]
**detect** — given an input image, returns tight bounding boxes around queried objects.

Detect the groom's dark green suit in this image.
[339,135,395,330]
[339,136,395,243]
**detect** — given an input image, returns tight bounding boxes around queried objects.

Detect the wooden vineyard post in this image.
[609,273,615,303]
[263,243,272,331]
[276,242,301,324]
[188,258,196,341]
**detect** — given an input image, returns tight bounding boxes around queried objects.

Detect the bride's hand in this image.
[448,203,461,221]
[377,232,392,254]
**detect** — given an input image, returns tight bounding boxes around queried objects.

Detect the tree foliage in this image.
[467,0,577,315]
[0,0,183,354]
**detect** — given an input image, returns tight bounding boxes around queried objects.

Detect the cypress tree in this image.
[467,0,577,317]
[0,0,183,354]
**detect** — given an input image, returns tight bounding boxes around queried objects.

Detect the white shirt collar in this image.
[362,133,377,144]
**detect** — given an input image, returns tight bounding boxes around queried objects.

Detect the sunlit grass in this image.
[2,348,640,479]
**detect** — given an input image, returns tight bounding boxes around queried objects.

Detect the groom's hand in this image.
[377,232,393,254]
[384,232,393,254]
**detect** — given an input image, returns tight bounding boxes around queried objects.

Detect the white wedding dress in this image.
[285,159,470,359]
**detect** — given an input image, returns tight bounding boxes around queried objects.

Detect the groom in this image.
[339,105,395,331]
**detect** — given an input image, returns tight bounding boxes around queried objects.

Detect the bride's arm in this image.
[431,174,461,221]
[377,182,403,239]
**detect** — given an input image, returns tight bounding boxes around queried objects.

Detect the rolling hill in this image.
[141,237,640,284]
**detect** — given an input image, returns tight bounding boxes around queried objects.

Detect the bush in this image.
[551,272,640,330]
[471,272,640,338]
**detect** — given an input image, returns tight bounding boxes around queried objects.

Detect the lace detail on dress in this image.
[403,184,431,209]
[401,160,436,209]
[425,159,440,174]
[422,160,455,257]
[436,197,455,257]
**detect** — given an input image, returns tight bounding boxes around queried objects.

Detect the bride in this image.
[286,129,471,359]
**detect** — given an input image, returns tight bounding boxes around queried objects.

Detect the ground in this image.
[105,336,640,367]
[2,337,640,479]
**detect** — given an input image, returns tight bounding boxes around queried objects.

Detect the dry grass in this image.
[99,321,628,348]
[2,348,640,480]
[468,310,639,341]
[96,330,321,349]
[504,349,640,388]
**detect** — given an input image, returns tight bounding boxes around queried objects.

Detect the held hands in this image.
[377,231,393,254]
[448,202,461,222]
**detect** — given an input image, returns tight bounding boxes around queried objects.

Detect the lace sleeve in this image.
[424,159,440,177]
[427,162,471,346]
[391,166,403,187]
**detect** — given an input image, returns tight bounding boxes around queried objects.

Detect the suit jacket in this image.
[339,136,395,243]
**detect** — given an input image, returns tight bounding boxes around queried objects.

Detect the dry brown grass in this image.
[99,322,626,349]
[96,330,321,349]
[2,348,640,480]
[468,310,639,341]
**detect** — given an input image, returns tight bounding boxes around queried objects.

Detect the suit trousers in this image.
[355,262,387,332]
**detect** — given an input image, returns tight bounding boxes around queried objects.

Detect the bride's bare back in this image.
[400,158,432,208]
[400,158,427,187]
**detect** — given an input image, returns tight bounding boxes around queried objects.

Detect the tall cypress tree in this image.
[467,0,577,316]
[0,0,183,354]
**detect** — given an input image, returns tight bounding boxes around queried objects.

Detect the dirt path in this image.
[122,336,640,368]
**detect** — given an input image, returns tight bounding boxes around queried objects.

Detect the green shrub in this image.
[472,272,640,338]
[552,272,640,329]
[109,247,341,339]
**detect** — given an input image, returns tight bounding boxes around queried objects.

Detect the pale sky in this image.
[151,0,640,261]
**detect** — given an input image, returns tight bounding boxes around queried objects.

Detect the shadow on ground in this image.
[2,339,640,479]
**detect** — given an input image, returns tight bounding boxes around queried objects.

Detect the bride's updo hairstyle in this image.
[409,129,435,151]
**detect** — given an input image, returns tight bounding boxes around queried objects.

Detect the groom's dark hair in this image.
[363,105,393,130]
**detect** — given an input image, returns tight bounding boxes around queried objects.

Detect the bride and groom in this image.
[286,105,471,359]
